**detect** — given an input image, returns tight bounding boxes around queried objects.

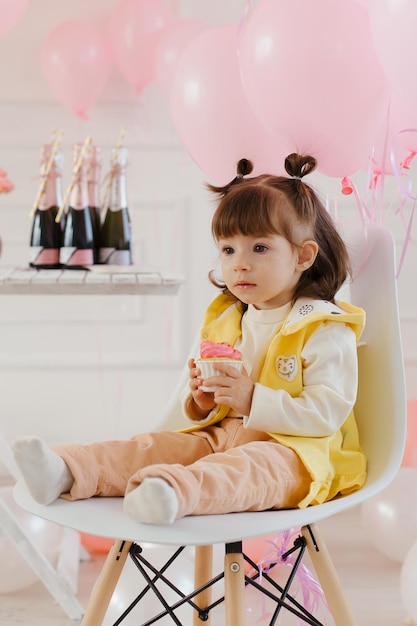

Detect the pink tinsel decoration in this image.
[247,528,329,624]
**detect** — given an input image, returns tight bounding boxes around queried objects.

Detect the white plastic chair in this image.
[13,224,406,626]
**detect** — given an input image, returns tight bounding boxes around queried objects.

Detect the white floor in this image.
[0,504,412,626]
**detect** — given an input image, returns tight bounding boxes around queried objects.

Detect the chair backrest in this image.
[159,224,406,500]
[344,225,406,495]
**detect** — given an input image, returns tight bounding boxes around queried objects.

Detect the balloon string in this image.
[395,186,410,230]
[375,101,391,224]
[396,199,415,279]
[347,126,415,280]
[364,149,378,223]
[346,176,373,228]
[236,0,256,47]
[389,128,417,276]
[390,128,417,201]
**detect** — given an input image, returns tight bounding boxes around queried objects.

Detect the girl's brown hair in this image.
[208,153,350,304]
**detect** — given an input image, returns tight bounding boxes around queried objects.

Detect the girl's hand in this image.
[188,358,216,416]
[203,363,254,416]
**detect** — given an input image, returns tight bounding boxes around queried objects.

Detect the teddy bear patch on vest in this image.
[276,355,298,382]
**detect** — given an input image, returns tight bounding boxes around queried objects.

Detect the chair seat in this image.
[14,479,368,547]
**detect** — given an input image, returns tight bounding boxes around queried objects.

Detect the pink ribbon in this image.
[389,129,417,277]
[390,129,417,201]
[340,125,417,278]
[248,529,329,623]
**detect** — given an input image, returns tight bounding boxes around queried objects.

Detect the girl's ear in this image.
[297,240,319,271]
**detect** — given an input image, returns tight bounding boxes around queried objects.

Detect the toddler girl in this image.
[13,153,366,525]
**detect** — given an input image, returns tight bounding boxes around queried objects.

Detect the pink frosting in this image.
[200,340,242,360]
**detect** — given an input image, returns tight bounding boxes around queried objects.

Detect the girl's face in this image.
[218,232,317,310]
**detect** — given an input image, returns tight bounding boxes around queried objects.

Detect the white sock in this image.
[123,477,179,525]
[12,436,73,505]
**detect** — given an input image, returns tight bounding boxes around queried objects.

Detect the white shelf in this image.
[0,266,185,295]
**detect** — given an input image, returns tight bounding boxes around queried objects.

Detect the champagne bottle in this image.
[99,147,133,265]
[59,143,95,269]
[87,145,102,264]
[29,144,64,269]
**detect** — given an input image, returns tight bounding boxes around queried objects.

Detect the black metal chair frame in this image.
[107,524,326,626]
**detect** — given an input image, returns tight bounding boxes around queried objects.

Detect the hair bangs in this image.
[212,185,289,241]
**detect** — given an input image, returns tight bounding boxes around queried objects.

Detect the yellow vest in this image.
[183,294,367,508]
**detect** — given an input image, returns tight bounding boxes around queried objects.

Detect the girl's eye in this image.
[254,244,268,253]
[222,246,234,255]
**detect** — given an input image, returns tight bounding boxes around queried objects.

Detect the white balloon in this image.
[0,486,63,593]
[401,539,417,621]
[361,467,417,562]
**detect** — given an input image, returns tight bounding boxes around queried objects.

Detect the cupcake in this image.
[196,340,243,392]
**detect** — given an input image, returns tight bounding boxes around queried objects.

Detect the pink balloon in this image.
[107,0,175,94]
[170,24,292,185]
[155,19,209,98]
[41,20,111,119]
[0,0,27,36]
[354,0,370,9]
[370,0,417,113]
[239,0,389,178]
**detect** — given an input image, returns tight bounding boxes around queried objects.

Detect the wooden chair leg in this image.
[224,543,246,626]
[301,524,358,626]
[81,539,133,626]
[193,545,213,626]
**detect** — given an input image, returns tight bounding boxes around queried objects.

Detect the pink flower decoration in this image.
[0,169,14,193]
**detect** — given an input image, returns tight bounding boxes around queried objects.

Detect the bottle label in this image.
[60,247,94,267]
[99,248,132,265]
[29,246,60,266]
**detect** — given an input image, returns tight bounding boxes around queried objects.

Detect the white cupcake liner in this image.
[196,359,243,392]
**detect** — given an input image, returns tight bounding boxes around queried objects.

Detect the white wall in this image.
[0,94,217,449]
[0,0,415,478]
[0,1,223,458]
